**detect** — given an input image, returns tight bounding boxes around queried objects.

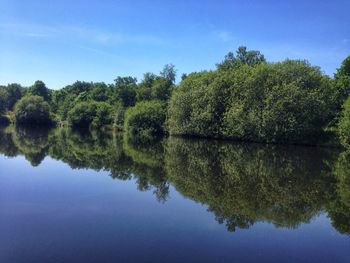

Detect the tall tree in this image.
[0,88,8,114]
[217,46,266,70]
[114,76,137,107]
[6,83,24,110]
[334,56,350,103]
[30,80,50,101]
[160,64,177,84]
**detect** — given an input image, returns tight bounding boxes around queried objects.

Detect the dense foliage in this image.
[0,48,349,146]
[67,101,113,129]
[14,96,53,125]
[167,59,337,144]
[124,100,166,140]
[338,97,350,147]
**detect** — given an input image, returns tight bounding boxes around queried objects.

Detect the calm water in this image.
[0,127,349,263]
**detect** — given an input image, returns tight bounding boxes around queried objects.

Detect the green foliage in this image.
[114,76,137,107]
[334,56,350,103]
[0,88,8,114]
[124,100,166,140]
[338,96,350,147]
[160,64,176,84]
[113,102,126,128]
[167,71,230,138]
[30,80,51,101]
[136,72,174,102]
[92,102,113,128]
[90,82,111,102]
[3,83,24,111]
[14,95,53,125]
[217,46,266,70]
[67,101,113,129]
[168,59,336,143]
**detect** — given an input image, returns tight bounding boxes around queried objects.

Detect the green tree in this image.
[90,82,110,102]
[0,88,8,114]
[114,76,137,107]
[338,96,350,147]
[334,56,350,109]
[30,80,51,101]
[124,100,166,140]
[168,59,335,143]
[217,46,266,70]
[14,95,52,125]
[160,64,176,84]
[92,102,113,128]
[67,101,97,128]
[5,83,24,110]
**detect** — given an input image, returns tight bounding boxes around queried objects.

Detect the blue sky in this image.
[1,0,349,89]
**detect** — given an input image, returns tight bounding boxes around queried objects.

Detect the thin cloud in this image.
[216,31,233,42]
[0,22,166,46]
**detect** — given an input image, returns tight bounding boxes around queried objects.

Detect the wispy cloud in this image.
[0,22,166,46]
[215,31,233,43]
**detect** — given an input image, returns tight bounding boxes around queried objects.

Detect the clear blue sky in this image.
[1,0,349,89]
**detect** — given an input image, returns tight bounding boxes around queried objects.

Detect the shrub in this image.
[14,96,53,125]
[167,60,336,143]
[124,100,166,140]
[67,101,113,129]
[67,102,97,128]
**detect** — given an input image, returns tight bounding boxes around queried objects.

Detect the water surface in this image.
[0,127,349,263]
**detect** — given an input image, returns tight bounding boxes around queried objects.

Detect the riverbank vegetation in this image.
[0,47,349,147]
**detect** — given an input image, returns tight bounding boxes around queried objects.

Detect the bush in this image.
[167,71,230,138]
[67,102,97,128]
[67,101,113,128]
[124,100,166,140]
[167,60,336,143]
[338,97,350,147]
[14,96,53,125]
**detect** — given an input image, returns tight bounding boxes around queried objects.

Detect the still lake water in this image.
[0,126,349,263]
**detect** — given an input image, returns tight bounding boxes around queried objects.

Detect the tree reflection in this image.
[0,127,349,235]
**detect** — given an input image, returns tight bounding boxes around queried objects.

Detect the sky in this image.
[0,0,349,89]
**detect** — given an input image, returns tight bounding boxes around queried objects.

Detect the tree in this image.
[90,82,110,101]
[14,96,52,125]
[114,76,137,107]
[137,73,174,102]
[67,101,113,128]
[217,46,266,70]
[124,100,166,140]
[0,88,8,114]
[30,80,51,101]
[338,96,350,148]
[92,102,113,128]
[334,56,350,103]
[168,59,335,143]
[5,83,24,110]
[160,64,176,84]
[67,101,97,128]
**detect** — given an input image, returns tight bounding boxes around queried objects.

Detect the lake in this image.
[0,126,349,263]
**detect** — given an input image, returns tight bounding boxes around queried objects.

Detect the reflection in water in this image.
[0,126,349,235]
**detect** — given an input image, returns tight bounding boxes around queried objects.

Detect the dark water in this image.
[0,127,349,263]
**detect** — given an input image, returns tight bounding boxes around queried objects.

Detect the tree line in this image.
[0,47,349,147]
